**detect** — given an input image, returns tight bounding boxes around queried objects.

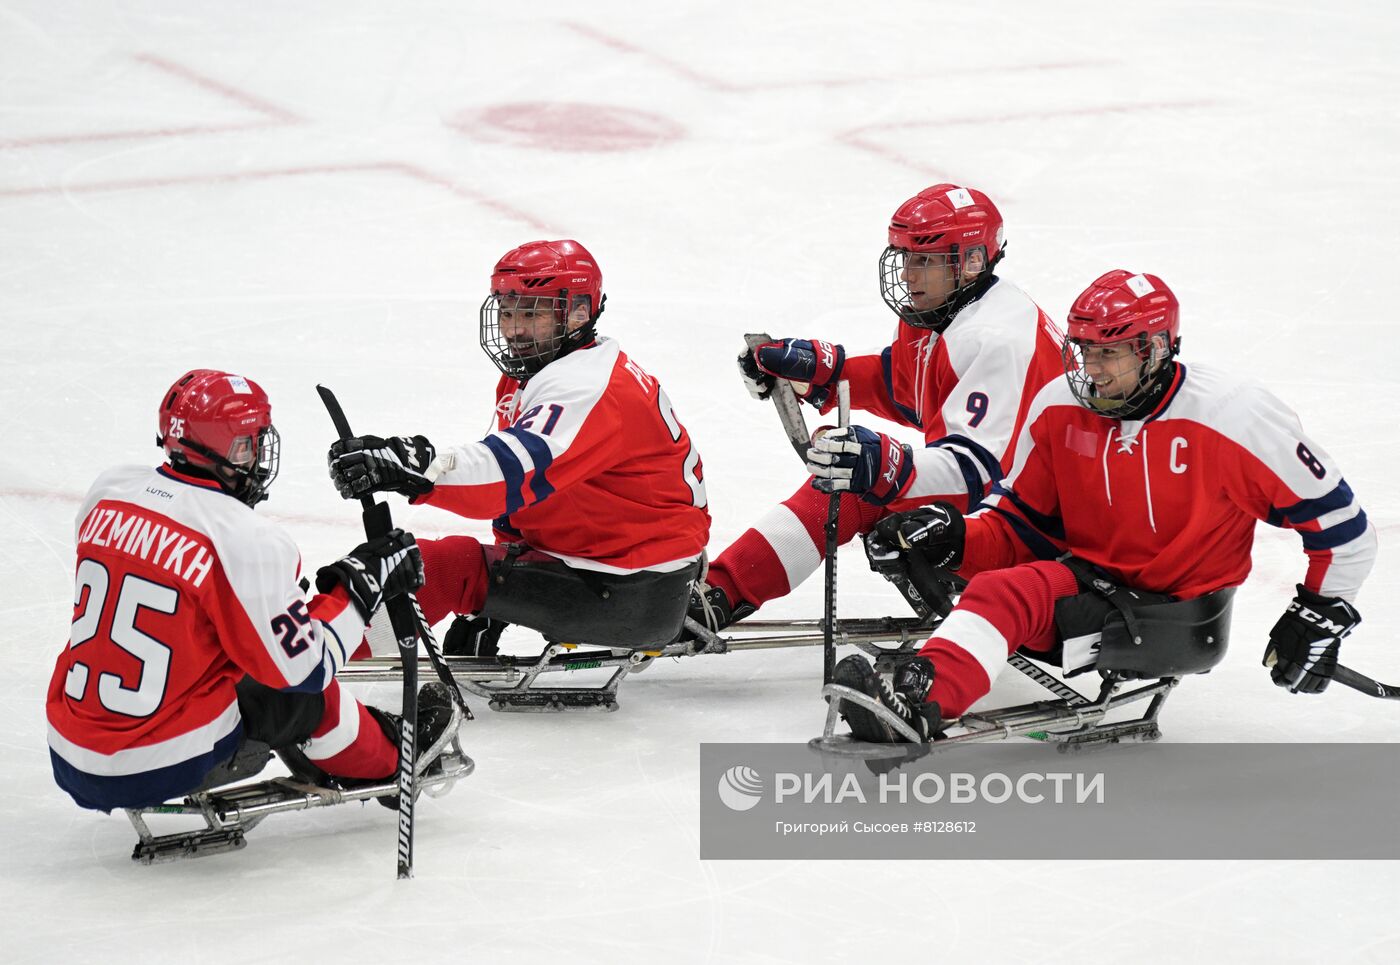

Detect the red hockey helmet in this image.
[1062,271,1182,417]
[480,239,606,379]
[880,184,1006,330]
[157,369,280,505]
[1065,269,1180,346]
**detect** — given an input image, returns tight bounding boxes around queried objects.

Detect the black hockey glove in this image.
[328,434,435,500]
[1264,585,1361,694]
[315,529,424,622]
[872,503,966,570]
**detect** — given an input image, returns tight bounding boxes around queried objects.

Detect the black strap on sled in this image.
[1057,555,1168,647]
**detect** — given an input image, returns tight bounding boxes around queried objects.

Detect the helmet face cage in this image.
[238,424,281,505]
[173,422,281,506]
[1062,334,1164,416]
[480,290,574,379]
[879,244,984,329]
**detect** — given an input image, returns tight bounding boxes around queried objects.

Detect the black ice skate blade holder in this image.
[124,704,472,865]
[810,653,1180,759]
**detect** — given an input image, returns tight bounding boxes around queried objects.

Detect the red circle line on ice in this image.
[455,103,685,153]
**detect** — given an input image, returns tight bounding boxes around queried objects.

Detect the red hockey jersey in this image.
[418,338,710,573]
[965,363,1376,601]
[837,278,1066,510]
[46,465,366,811]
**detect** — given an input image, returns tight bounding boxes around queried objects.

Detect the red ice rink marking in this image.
[0,53,548,231]
[837,99,1222,179]
[564,22,1114,92]
[461,102,684,152]
[0,160,549,232]
[0,52,299,149]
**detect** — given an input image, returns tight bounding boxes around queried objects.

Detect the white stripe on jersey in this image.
[48,698,240,775]
[542,548,701,576]
[431,340,618,491]
[904,281,1048,502]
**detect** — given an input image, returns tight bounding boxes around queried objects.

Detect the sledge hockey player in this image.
[834,270,1378,742]
[689,184,1066,633]
[46,369,450,811]
[327,240,710,655]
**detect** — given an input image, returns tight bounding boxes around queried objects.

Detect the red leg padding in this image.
[707,478,887,609]
[302,679,397,779]
[918,560,1080,717]
[414,536,490,626]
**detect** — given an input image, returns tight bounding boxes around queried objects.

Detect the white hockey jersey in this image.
[46,464,366,811]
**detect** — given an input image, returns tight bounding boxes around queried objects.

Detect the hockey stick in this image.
[822,382,850,686]
[316,384,422,881]
[1333,663,1400,701]
[744,333,811,462]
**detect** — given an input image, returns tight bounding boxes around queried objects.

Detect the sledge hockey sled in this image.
[337,614,941,712]
[125,700,473,864]
[813,589,1237,757]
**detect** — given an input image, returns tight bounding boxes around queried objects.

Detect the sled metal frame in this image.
[813,652,1180,757]
[125,704,473,865]
[336,615,940,712]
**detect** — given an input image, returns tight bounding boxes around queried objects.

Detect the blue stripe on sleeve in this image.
[281,658,327,694]
[948,449,988,505]
[987,505,1062,561]
[503,427,556,504]
[988,481,1066,541]
[1267,479,1355,527]
[482,435,527,514]
[881,347,923,427]
[1300,510,1369,551]
[929,433,1004,486]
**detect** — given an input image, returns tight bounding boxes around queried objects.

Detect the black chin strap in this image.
[904,258,1002,333]
[529,293,608,377]
[173,437,265,505]
[1110,359,1179,422]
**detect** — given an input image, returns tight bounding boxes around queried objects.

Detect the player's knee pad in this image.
[234,675,326,747]
[194,737,275,792]
[481,549,702,648]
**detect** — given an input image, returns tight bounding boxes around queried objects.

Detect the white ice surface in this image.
[3,2,1400,962]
